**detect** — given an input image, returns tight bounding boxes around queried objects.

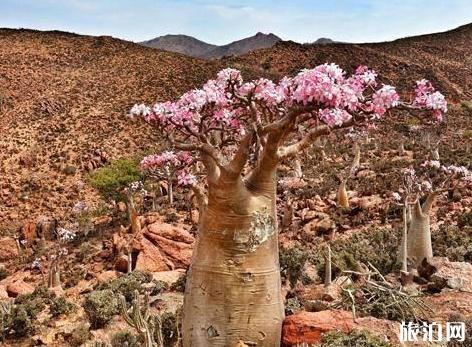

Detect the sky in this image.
[0,0,471,44]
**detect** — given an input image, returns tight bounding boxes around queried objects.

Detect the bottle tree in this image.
[129,65,446,346]
[395,162,471,269]
[140,151,195,205]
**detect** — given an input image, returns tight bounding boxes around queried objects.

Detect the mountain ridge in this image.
[141,32,282,59]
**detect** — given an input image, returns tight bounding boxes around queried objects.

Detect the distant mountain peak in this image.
[141,32,281,59]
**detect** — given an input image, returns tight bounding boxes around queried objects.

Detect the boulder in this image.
[135,236,172,272]
[96,270,119,284]
[152,269,186,287]
[114,254,129,273]
[420,257,472,292]
[351,195,383,209]
[282,310,354,346]
[6,280,34,297]
[136,222,195,271]
[282,310,399,346]
[0,284,8,299]
[21,221,37,241]
[302,217,335,235]
[0,237,19,261]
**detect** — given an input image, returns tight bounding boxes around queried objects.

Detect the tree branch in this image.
[190,184,208,213]
[224,129,254,178]
[278,119,354,159]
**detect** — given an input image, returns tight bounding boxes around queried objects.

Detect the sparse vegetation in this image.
[88,158,142,200]
[68,323,91,347]
[317,330,390,347]
[1,18,471,347]
[111,331,141,347]
[100,271,153,302]
[280,246,308,287]
[84,289,119,329]
[49,296,75,317]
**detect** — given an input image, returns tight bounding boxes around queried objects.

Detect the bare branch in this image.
[225,129,254,177]
[190,184,208,213]
[278,119,354,159]
[421,190,441,213]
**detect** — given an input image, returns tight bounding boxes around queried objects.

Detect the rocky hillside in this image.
[229,23,472,99]
[0,29,222,229]
[141,32,281,59]
[1,23,471,230]
[140,34,217,58]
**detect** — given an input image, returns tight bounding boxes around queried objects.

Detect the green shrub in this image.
[318,330,389,347]
[88,158,142,200]
[460,100,472,113]
[84,289,118,329]
[49,296,75,317]
[432,225,472,262]
[10,305,33,338]
[111,331,141,347]
[310,227,399,279]
[280,246,308,287]
[15,286,54,319]
[68,323,90,347]
[160,311,180,347]
[170,273,187,292]
[0,267,8,281]
[100,271,152,302]
[285,297,301,316]
[458,211,472,228]
[150,280,169,296]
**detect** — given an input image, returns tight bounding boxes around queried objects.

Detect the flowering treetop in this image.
[393,161,471,204]
[129,64,447,189]
[140,151,196,186]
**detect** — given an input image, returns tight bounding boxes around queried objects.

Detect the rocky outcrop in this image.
[117,221,195,273]
[0,237,19,261]
[282,310,399,346]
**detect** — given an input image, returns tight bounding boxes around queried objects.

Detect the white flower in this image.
[57,227,76,242]
[421,160,441,169]
[392,192,401,201]
[421,181,432,192]
[128,103,151,119]
[32,258,42,269]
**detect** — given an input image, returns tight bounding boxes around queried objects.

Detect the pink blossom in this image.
[140,151,193,172]
[413,79,447,121]
[318,108,352,127]
[371,85,399,116]
[177,171,197,186]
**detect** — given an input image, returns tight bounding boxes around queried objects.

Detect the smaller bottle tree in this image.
[30,227,76,289]
[140,151,195,205]
[395,162,471,270]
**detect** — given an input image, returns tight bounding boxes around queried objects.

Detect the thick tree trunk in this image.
[168,179,174,205]
[182,177,284,346]
[337,180,349,208]
[431,148,440,160]
[48,260,61,288]
[324,244,332,286]
[407,193,439,266]
[292,158,303,178]
[399,205,409,273]
[352,142,360,168]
